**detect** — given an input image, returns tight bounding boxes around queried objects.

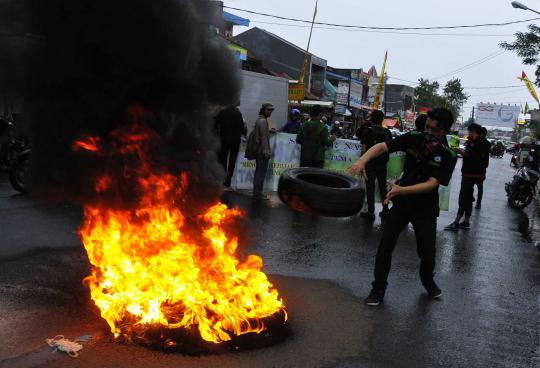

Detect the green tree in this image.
[414,78,445,109]
[500,25,540,85]
[443,78,469,119]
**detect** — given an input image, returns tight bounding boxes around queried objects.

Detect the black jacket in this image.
[215,107,246,144]
[462,139,489,177]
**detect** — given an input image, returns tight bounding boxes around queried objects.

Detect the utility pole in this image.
[471,106,475,122]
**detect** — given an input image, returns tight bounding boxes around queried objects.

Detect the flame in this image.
[77,118,286,344]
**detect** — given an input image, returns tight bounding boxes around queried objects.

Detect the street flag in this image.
[525,102,530,114]
[372,51,388,110]
[298,0,318,85]
[518,71,540,107]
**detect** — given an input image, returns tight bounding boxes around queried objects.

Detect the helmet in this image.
[290,108,301,116]
[520,136,534,145]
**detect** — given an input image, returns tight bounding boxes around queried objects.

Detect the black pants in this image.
[366,164,388,214]
[373,206,437,291]
[458,176,482,217]
[218,140,240,187]
[300,159,324,168]
[474,180,484,205]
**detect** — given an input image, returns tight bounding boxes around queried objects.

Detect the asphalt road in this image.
[0,156,538,368]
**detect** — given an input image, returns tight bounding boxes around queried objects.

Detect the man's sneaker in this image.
[444,222,459,232]
[360,212,376,221]
[365,289,385,306]
[475,203,481,209]
[459,221,470,229]
[424,282,442,299]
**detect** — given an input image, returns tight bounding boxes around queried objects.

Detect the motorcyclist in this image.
[0,118,14,167]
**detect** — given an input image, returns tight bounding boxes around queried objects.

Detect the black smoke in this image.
[0,0,240,208]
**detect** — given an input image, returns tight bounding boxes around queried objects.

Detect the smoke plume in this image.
[0,0,240,208]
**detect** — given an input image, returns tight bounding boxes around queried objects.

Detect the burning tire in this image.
[278,168,364,217]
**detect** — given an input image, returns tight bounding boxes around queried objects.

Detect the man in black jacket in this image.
[215,104,246,190]
[445,123,488,230]
[360,110,393,221]
[348,107,457,306]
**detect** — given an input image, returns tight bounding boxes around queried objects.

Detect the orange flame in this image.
[76,121,286,344]
[73,136,102,152]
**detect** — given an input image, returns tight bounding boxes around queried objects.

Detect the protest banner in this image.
[231,133,360,191]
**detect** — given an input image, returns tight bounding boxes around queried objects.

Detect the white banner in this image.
[475,103,520,128]
[232,133,361,191]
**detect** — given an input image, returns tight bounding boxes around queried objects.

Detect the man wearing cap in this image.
[252,103,274,200]
[280,108,302,134]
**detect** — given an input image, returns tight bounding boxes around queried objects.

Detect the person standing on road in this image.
[280,108,302,134]
[348,108,457,306]
[359,109,393,221]
[215,104,247,190]
[252,103,274,200]
[473,126,490,209]
[445,123,488,230]
[414,114,427,132]
[296,105,336,168]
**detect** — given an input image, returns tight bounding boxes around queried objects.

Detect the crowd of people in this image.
[214,101,501,307]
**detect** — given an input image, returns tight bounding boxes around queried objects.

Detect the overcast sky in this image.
[224,0,540,120]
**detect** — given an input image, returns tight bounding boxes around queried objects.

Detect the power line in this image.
[250,20,515,37]
[463,85,523,89]
[431,50,506,80]
[224,5,540,30]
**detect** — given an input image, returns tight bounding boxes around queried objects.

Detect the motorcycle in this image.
[505,153,539,209]
[510,153,519,168]
[8,142,31,193]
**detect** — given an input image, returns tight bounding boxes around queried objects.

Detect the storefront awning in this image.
[223,12,250,27]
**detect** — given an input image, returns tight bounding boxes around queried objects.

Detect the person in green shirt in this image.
[296,105,336,168]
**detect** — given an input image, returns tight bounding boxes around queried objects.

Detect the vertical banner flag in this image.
[372,51,387,110]
[518,71,540,107]
[298,0,318,85]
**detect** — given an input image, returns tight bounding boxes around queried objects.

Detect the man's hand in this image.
[347,160,366,178]
[383,183,403,205]
[263,152,271,160]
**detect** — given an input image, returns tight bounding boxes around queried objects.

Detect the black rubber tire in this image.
[9,154,30,194]
[278,168,364,217]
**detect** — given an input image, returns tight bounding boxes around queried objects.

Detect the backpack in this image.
[300,122,325,163]
[245,126,259,160]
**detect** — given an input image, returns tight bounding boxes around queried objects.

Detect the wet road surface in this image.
[0,156,538,368]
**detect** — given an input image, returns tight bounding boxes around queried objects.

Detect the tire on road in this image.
[278,167,364,217]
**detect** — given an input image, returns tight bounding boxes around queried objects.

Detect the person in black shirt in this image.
[215,104,247,190]
[445,123,488,230]
[359,110,393,220]
[348,108,457,306]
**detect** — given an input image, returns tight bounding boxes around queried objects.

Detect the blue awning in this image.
[326,71,349,81]
[223,11,250,27]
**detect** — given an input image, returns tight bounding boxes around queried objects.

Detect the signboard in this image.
[336,81,349,105]
[227,43,247,61]
[288,83,305,101]
[349,79,363,109]
[475,103,520,127]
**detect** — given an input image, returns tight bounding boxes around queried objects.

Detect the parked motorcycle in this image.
[510,153,519,168]
[505,153,539,209]
[9,143,31,193]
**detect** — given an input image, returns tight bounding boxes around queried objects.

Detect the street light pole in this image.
[511,1,540,15]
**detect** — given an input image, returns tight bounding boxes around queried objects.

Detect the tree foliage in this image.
[414,78,469,119]
[500,24,540,85]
